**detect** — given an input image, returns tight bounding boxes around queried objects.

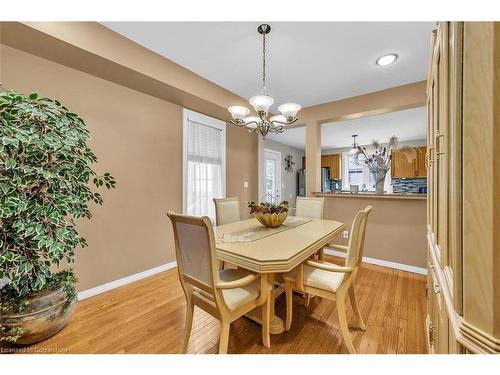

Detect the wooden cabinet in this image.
[328,154,340,179]
[415,146,427,177]
[391,146,427,178]
[303,154,341,179]
[321,155,330,168]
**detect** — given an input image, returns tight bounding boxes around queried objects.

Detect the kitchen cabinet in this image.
[321,155,330,168]
[303,154,341,180]
[415,146,427,177]
[391,146,427,178]
[328,154,340,179]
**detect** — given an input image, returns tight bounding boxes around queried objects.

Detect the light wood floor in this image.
[22,256,427,354]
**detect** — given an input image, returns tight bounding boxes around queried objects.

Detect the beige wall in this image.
[323,196,427,268]
[1,45,258,291]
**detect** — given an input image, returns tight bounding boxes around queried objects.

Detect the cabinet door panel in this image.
[391,149,417,178]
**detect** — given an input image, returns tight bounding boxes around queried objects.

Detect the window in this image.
[342,152,391,192]
[183,109,226,223]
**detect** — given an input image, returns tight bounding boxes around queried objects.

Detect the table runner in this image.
[215,216,311,244]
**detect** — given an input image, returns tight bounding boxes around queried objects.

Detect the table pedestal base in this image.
[245,284,285,335]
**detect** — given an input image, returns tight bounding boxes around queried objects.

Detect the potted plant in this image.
[0,91,115,344]
[247,200,291,228]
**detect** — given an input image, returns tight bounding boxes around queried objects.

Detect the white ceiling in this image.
[102,22,435,111]
[266,106,427,150]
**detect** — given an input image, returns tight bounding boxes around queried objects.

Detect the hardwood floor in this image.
[20,256,427,354]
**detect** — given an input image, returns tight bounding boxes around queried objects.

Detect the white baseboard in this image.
[324,248,427,276]
[77,261,177,301]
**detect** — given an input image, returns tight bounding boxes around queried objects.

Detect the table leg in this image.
[245,273,285,336]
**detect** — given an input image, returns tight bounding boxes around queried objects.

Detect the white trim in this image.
[77,261,177,301]
[324,248,427,275]
[182,108,226,214]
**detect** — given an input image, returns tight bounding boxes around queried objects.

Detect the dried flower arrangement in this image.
[351,136,397,194]
[247,201,291,228]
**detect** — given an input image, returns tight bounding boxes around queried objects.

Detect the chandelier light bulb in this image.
[228,106,250,121]
[249,95,274,113]
[278,103,301,119]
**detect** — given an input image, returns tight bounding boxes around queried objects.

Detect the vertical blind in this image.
[186,119,224,223]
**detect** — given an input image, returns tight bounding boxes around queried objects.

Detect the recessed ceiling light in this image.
[376,54,398,66]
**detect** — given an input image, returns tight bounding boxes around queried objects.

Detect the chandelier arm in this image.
[230,120,251,128]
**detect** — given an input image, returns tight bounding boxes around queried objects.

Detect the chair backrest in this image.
[295,196,325,219]
[213,197,240,226]
[167,212,220,293]
[345,206,373,268]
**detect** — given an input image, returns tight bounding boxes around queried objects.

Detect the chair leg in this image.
[305,293,311,307]
[318,247,324,260]
[285,279,293,330]
[349,285,366,330]
[182,299,194,353]
[262,289,271,347]
[336,292,356,354]
[219,321,231,354]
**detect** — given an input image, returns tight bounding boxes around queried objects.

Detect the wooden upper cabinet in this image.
[303,154,341,179]
[391,149,417,178]
[415,146,428,177]
[391,147,427,178]
[329,154,341,179]
[321,155,330,168]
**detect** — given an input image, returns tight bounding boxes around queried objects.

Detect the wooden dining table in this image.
[215,216,344,347]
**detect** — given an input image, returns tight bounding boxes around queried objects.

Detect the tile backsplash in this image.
[329,179,342,191]
[392,178,427,194]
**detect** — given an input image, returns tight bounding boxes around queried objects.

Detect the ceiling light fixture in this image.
[348,134,359,155]
[376,54,398,66]
[228,24,301,139]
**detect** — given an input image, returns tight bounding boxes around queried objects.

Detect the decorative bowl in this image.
[253,211,288,228]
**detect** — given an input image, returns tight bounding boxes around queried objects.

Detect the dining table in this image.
[214,215,344,348]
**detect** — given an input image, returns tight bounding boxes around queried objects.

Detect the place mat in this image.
[216,217,311,244]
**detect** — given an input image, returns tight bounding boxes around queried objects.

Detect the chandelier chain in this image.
[262,26,266,95]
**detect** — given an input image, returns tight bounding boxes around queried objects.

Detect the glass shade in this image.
[249,95,274,113]
[278,103,301,118]
[244,116,260,129]
[270,114,287,124]
[228,106,250,121]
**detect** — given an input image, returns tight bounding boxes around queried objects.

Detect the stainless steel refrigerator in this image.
[297,168,331,196]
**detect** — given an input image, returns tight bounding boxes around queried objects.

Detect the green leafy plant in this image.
[0,90,115,340]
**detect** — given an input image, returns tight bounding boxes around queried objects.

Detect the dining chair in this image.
[167,211,271,354]
[283,205,373,354]
[295,196,325,220]
[213,197,240,226]
[213,197,240,270]
[295,196,326,260]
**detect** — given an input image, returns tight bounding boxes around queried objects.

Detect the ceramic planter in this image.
[0,287,76,345]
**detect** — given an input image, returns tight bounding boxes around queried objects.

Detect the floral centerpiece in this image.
[247,200,290,228]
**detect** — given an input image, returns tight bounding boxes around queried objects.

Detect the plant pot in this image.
[254,211,288,228]
[0,287,76,345]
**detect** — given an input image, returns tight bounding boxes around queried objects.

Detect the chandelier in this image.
[228,24,301,139]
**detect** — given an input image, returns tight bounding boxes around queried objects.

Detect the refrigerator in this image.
[322,167,331,192]
[297,168,331,196]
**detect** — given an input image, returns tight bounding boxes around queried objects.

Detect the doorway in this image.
[263,149,282,203]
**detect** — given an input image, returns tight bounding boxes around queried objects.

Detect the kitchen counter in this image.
[314,191,427,201]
